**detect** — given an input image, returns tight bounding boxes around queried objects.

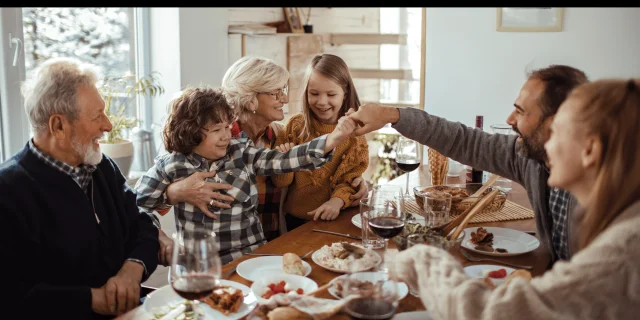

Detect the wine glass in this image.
[343,259,399,320]
[395,136,420,195]
[367,185,405,273]
[170,227,221,314]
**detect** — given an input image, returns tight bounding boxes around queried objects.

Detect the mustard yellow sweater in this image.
[272,114,369,220]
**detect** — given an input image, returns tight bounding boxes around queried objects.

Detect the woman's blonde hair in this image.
[221,56,289,122]
[298,54,360,141]
[570,79,640,249]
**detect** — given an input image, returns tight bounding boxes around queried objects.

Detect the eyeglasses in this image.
[258,85,288,101]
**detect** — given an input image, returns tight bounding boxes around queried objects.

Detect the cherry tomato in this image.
[487,268,507,278]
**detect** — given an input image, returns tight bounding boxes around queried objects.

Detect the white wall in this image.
[228,8,381,120]
[148,8,229,135]
[424,8,640,129]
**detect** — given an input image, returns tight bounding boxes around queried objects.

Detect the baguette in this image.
[504,269,532,286]
[283,253,305,276]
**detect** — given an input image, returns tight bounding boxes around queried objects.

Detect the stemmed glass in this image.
[342,266,399,320]
[367,185,405,273]
[395,136,420,195]
[170,227,221,315]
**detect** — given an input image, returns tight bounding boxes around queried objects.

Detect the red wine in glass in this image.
[171,273,218,300]
[344,297,396,320]
[396,160,420,173]
[368,216,405,239]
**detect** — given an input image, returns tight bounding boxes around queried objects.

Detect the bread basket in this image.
[413,183,508,217]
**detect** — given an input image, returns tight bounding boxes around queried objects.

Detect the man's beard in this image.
[513,121,548,162]
[71,133,103,166]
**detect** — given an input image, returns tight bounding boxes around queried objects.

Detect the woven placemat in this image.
[405,199,534,224]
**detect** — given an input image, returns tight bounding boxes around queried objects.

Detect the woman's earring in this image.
[252,110,256,114]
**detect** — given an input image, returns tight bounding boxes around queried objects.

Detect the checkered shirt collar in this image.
[28,139,97,191]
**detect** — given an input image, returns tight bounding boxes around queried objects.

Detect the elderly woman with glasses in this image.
[156,56,368,246]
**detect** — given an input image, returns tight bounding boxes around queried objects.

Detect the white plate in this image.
[462,227,540,256]
[251,274,318,305]
[143,280,257,319]
[328,272,409,301]
[311,245,381,273]
[236,256,312,282]
[393,311,434,320]
[352,213,363,228]
[464,264,515,287]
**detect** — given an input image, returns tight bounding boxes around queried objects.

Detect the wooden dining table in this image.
[119,167,549,319]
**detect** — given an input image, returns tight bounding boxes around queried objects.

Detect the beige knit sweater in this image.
[391,200,640,320]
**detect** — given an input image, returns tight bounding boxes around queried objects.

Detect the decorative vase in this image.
[100,139,134,178]
[303,24,313,33]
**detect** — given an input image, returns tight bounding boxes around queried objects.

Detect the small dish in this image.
[250,274,318,305]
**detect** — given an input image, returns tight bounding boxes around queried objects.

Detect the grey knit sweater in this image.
[392,107,580,264]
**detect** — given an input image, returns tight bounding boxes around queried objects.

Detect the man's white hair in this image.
[221,56,289,122]
[22,57,101,135]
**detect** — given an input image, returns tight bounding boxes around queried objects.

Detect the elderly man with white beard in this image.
[0,57,159,319]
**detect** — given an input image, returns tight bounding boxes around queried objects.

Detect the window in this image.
[379,8,422,104]
[0,7,150,162]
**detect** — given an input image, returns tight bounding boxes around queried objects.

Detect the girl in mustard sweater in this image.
[273,54,369,230]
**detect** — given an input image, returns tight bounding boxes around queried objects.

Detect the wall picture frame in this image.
[496,8,564,32]
[283,8,304,34]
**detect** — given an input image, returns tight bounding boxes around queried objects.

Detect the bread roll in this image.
[283,253,305,276]
[267,306,312,320]
[504,269,532,286]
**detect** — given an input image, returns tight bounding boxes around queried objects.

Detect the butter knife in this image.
[312,229,362,240]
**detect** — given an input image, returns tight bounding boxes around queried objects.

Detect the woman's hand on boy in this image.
[165,171,234,219]
[308,198,344,221]
[275,142,295,153]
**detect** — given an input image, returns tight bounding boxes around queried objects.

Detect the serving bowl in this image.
[393,222,465,254]
[413,183,508,217]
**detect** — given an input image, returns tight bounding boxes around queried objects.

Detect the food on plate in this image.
[203,285,244,315]
[470,227,493,245]
[420,185,470,202]
[483,268,507,279]
[314,242,380,272]
[267,306,313,320]
[283,252,306,276]
[471,227,508,253]
[261,280,304,299]
[504,269,532,285]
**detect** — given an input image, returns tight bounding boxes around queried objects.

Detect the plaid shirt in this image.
[135,135,333,264]
[231,121,284,241]
[549,186,571,260]
[28,139,96,193]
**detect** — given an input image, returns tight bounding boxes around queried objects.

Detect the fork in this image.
[461,249,533,270]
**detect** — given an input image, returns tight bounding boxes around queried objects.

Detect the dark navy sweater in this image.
[0,143,159,319]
